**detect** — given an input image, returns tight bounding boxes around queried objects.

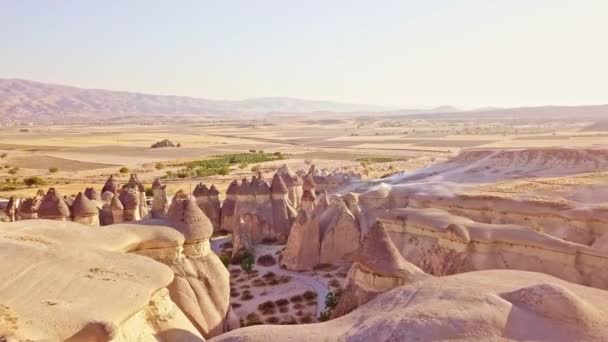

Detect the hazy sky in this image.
[1,0,607,108]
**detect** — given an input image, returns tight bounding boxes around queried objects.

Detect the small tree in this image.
[23,176,46,187]
[249,149,257,153]
[155,162,165,170]
[239,249,255,277]
[119,166,129,174]
[318,288,343,322]
[8,167,19,175]
[49,167,59,173]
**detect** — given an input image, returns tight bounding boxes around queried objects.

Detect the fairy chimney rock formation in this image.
[332,221,427,318]
[71,192,100,225]
[110,194,125,224]
[281,189,321,270]
[151,178,169,219]
[277,164,303,208]
[17,198,39,220]
[84,187,100,201]
[207,185,222,232]
[163,194,230,337]
[38,188,70,221]
[119,188,141,221]
[101,175,119,194]
[125,173,149,219]
[315,189,330,216]
[98,191,115,225]
[193,183,221,232]
[302,172,316,191]
[271,173,297,242]
[220,180,240,232]
[318,196,361,264]
[5,196,17,222]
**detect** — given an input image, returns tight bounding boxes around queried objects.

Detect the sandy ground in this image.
[210,235,348,326]
[2,117,607,200]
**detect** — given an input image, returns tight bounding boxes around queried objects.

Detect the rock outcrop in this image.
[0,220,204,341]
[331,221,427,318]
[373,206,608,289]
[213,268,608,342]
[151,139,179,148]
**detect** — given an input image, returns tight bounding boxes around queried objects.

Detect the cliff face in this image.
[369,207,608,289]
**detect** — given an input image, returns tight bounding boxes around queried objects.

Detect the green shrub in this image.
[318,288,343,322]
[23,176,46,187]
[155,162,165,170]
[239,249,255,276]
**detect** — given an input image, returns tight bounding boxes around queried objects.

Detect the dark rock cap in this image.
[167,197,213,242]
[152,178,166,190]
[101,175,119,194]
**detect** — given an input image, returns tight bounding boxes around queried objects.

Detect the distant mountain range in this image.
[1,78,607,123]
[0,78,385,122]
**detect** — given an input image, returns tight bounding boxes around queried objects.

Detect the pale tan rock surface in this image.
[270,173,297,242]
[332,221,428,318]
[372,207,608,289]
[71,191,100,225]
[139,195,233,338]
[281,189,320,271]
[125,173,149,219]
[119,187,141,221]
[220,180,239,232]
[0,220,204,341]
[212,269,608,342]
[193,183,222,233]
[318,196,360,264]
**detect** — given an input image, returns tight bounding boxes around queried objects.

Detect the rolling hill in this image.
[0,78,383,122]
